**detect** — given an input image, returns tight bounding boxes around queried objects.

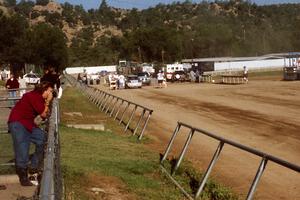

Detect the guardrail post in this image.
[94,90,102,106]
[102,95,112,112]
[195,141,224,198]
[92,90,101,104]
[119,102,130,125]
[172,129,195,175]
[133,109,146,135]
[96,91,105,107]
[246,158,268,200]
[160,123,181,163]
[124,105,137,132]
[105,96,116,114]
[114,100,124,120]
[138,111,152,140]
[99,93,108,109]
[109,98,119,117]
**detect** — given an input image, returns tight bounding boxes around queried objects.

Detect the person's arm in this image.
[40,92,53,118]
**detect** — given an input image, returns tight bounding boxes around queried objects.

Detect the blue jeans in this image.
[8,90,17,106]
[9,122,45,169]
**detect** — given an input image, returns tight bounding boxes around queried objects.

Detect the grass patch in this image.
[0,80,5,87]
[248,70,282,78]
[60,85,238,200]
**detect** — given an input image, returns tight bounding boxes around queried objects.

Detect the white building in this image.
[65,65,117,74]
[181,53,300,72]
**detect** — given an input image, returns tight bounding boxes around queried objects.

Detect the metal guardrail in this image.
[221,75,247,84]
[0,90,63,199]
[65,74,153,140]
[160,121,300,200]
[199,75,212,83]
[39,99,63,200]
[0,88,34,173]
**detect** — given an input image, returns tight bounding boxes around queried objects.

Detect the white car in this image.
[23,73,40,84]
[125,75,142,89]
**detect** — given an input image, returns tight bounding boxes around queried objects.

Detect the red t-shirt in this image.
[8,91,45,132]
[6,78,19,89]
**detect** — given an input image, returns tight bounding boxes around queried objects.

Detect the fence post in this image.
[96,91,106,107]
[99,94,109,110]
[195,141,224,198]
[138,111,152,140]
[246,158,268,200]
[109,98,120,117]
[133,109,146,136]
[114,100,124,120]
[102,95,112,112]
[172,129,195,175]
[119,102,130,125]
[124,105,137,132]
[105,96,116,114]
[160,123,181,163]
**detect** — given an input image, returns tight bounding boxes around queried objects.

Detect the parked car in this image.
[137,72,151,85]
[125,75,142,89]
[23,73,40,84]
[172,71,188,82]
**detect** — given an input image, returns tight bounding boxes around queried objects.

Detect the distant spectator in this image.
[190,70,196,82]
[243,66,248,83]
[118,74,125,89]
[82,70,88,85]
[18,76,27,97]
[8,82,54,186]
[41,66,60,90]
[1,70,6,81]
[157,70,164,88]
[6,74,20,106]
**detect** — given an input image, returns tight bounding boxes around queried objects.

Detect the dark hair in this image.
[34,81,54,94]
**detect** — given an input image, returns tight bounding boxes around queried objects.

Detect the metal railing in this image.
[39,99,63,200]
[0,96,19,174]
[221,75,247,84]
[0,89,63,199]
[160,121,300,200]
[65,74,153,140]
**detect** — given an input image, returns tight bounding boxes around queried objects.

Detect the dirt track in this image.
[96,76,300,200]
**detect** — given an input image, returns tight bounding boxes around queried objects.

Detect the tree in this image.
[27,23,68,71]
[0,13,28,72]
[4,0,16,7]
[36,0,49,6]
[15,0,35,17]
[99,0,108,11]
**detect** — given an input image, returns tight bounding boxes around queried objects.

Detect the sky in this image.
[54,0,300,10]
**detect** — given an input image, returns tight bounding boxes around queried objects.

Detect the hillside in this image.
[1,0,300,67]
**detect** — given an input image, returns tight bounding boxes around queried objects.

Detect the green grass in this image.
[60,85,238,200]
[0,133,15,174]
[0,80,5,87]
[248,70,282,78]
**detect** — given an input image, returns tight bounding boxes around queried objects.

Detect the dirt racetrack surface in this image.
[95,76,300,200]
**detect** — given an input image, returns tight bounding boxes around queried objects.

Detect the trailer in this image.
[283,52,300,81]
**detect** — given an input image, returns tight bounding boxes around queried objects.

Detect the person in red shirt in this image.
[8,81,54,186]
[6,74,20,106]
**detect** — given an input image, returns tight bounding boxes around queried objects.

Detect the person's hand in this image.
[45,91,53,104]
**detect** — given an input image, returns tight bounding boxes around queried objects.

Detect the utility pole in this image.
[161,50,165,64]
[138,46,142,63]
